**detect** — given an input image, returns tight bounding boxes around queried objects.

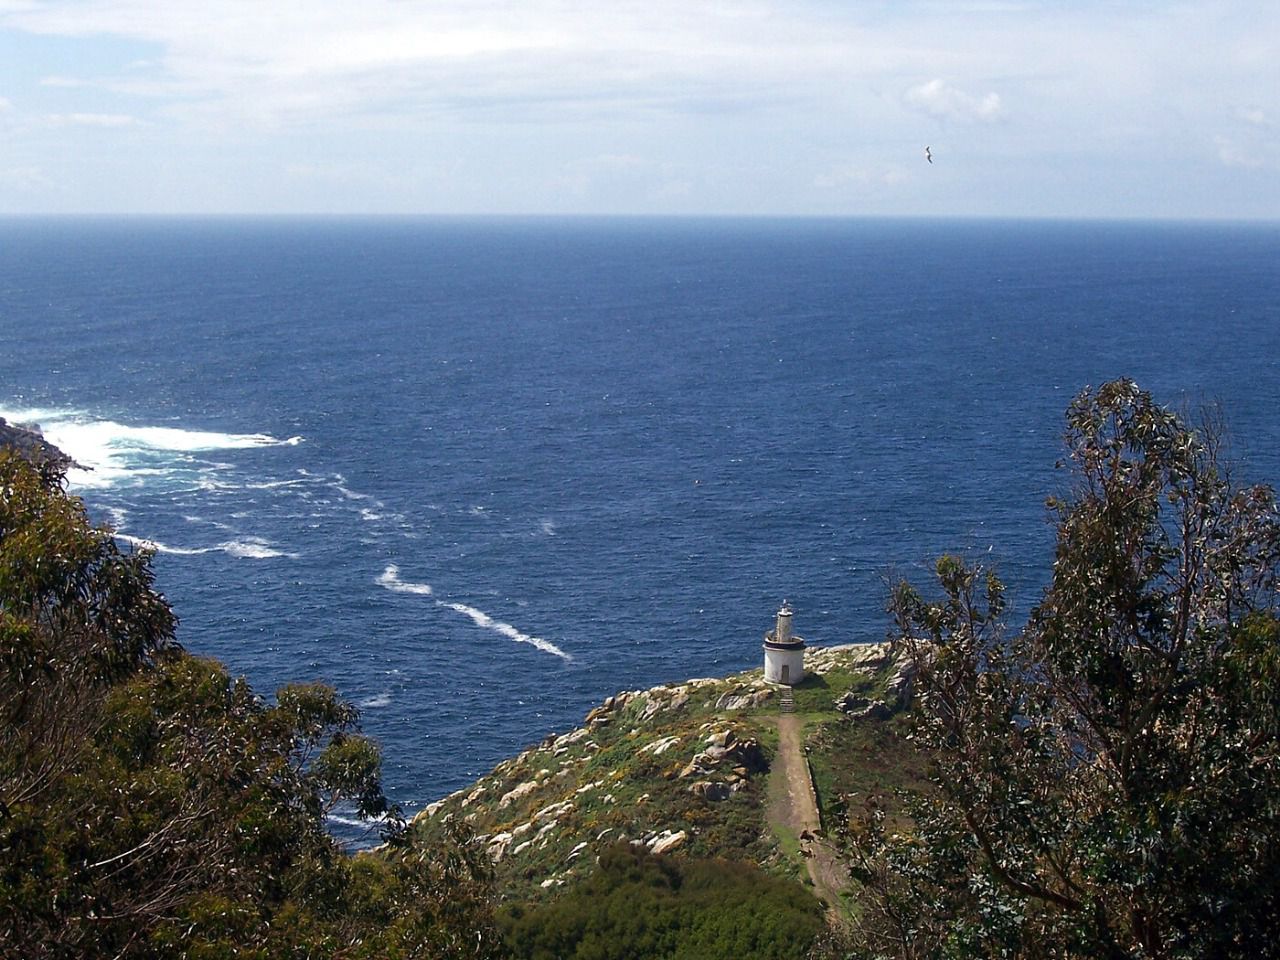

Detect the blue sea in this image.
[2,217,1278,835]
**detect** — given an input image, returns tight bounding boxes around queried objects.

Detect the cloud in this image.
[39,75,88,88]
[813,163,908,189]
[0,95,11,112]
[0,1,907,129]
[0,165,52,190]
[46,111,144,127]
[1215,135,1266,170]
[904,78,1002,123]
[2,0,1279,217]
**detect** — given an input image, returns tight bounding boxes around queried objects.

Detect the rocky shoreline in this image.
[0,416,76,472]
[408,642,920,901]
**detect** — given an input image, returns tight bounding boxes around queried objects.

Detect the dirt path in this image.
[767,713,848,916]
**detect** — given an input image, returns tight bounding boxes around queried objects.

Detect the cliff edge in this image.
[409,643,925,911]
[0,416,76,473]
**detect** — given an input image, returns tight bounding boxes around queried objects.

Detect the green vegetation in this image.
[19,378,1269,959]
[0,450,501,958]
[408,645,921,913]
[499,842,824,960]
[842,380,1280,959]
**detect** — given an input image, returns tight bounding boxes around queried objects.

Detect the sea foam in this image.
[377,564,433,595]
[376,565,571,661]
[117,533,296,560]
[0,406,302,489]
[438,601,572,662]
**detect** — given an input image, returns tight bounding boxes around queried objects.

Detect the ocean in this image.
[2,216,1278,835]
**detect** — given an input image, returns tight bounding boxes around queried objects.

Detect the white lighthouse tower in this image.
[763,600,806,685]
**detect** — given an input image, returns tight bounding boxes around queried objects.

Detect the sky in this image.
[0,0,1276,218]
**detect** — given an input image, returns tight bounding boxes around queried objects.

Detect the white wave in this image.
[117,533,212,556]
[0,406,302,489]
[439,601,572,662]
[360,508,383,521]
[101,506,131,529]
[241,478,312,490]
[115,532,295,560]
[376,564,433,596]
[374,565,571,662]
[540,519,557,536]
[222,538,297,559]
[326,812,389,829]
[359,693,393,709]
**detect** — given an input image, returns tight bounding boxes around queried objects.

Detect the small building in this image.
[763,600,806,685]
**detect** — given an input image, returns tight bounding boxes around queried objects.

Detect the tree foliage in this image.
[843,380,1280,959]
[0,450,501,959]
[500,842,824,960]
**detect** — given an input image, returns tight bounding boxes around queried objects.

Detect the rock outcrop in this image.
[0,417,76,473]
[410,642,919,901]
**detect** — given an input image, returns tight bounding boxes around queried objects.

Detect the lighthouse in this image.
[763,600,806,685]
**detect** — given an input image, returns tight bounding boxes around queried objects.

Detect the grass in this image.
[408,645,926,907]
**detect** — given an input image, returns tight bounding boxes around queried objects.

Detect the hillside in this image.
[408,643,927,916]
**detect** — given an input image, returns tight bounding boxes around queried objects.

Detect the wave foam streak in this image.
[376,567,571,661]
[376,564,432,595]
[117,533,296,560]
[0,406,302,489]
[439,601,571,662]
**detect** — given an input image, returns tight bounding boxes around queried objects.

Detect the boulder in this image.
[640,735,682,756]
[533,799,573,823]
[689,781,732,802]
[499,780,540,808]
[0,418,76,472]
[835,693,892,720]
[648,830,688,855]
[706,729,736,749]
[678,759,705,779]
[726,738,766,773]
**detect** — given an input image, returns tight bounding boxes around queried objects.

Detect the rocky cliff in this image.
[0,416,76,472]
[408,643,925,905]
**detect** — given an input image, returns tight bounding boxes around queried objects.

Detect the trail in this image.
[767,711,848,919]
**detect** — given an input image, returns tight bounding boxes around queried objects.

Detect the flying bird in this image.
[925,146,933,164]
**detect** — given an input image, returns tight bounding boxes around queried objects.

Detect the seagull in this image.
[925,146,933,164]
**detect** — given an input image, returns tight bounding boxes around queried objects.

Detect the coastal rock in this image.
[534,799,574,823]
[500,780,541,808]
[640,735,681,757]
[715,688,772,711]
[678,758,706,780]
[727,738,766,773]
[487,831,514,861]
[835,694,892,721]
[884,655,917,706]
[706,729,736,749]
[648,830,688,855]
[689,781,732,802]
[0,417,76,473]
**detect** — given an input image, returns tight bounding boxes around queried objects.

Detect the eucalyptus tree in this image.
[0,449,501,959]
[843,380,1280,960]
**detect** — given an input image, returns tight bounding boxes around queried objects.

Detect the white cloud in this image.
[1215,135,1266,170]
[46,111,144,127]
[0,165,52,190]
[0,95,12,111]
[39,75,87,88]
[813,163,908,189]
[1,0,1278,216]
[904,78,1003,123]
